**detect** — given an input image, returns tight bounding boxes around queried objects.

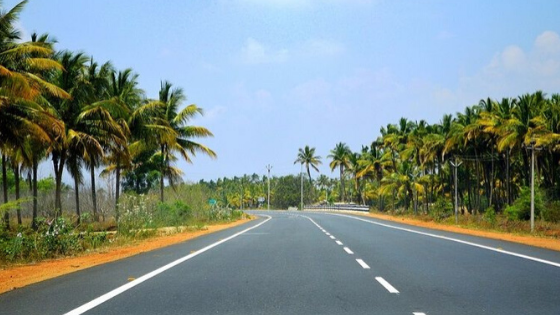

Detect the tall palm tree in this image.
[294,145,322,182]
[48,50,90,216]
[102,68,142,217]
[134,81,216,203]
[0,2,68,226]
[328,142,350,202]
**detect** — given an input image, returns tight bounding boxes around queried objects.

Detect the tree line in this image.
[0,1,216,230]
[294,91,560,222]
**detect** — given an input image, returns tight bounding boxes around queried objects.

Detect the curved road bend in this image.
[1,210,559,314]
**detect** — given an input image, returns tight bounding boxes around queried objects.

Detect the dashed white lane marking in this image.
[413,312,426,315]
[356,259,370,269]
[343,247,354,255]
[326,213,560,268]
[335,240,343,245]
[325,232,331,236]
[64,216,273,315]
[329,235,336,239]
[375,277,399,294]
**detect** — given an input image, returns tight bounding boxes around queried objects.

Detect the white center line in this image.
[356,259,370,269]
[329,235,336,239]
[335,240,343,245]
[376,277,399,294]
[413,312,426,315]
[64,216,273,315]
[343,247,354,255]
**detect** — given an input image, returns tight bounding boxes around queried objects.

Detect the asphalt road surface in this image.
[1,210,559,314]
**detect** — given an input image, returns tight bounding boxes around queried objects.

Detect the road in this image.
[1,211,559,314]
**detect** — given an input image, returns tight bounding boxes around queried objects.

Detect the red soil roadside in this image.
[356,211,560,251]
[0,217,253,294]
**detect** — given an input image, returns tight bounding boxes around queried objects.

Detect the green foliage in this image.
[272,175,310,209]
[483,206,497,226]
[430,198,453,221]
[505,187,544,221]
[37,176,56,192]
[542,201,560,223]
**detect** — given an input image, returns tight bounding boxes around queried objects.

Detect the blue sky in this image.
[8,0,560,182]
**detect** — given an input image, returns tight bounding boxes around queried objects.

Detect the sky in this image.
[7,0,560,183]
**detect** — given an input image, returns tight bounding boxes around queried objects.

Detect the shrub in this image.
[430,198,453,221]
[505,186,544,221]
[483,206,497,226]
[542,201,560,223]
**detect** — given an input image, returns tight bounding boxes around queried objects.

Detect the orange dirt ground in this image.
[0,218,253,294]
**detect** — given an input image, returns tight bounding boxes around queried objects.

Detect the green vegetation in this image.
[0,1,223,264]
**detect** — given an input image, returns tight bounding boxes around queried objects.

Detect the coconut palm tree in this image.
[0,3,68,226]
[328,142,350,202]
[294,145,322,182]
[134,81,216,203]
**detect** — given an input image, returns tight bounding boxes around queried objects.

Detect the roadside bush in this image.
[430,198,453,221]
[505,186,544,221]
[483,206,497,226]
[542,201,560,223]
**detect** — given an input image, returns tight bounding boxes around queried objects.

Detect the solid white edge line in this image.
[343,247,354,255]
[356,259,370,269]
[326,213,560,268]
[376,277,399,294]
[64,215,273,315]
[336,240,343,245]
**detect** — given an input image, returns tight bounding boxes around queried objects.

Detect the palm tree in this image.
[102,68,142,217]
[0,3,68,226]
[48,50,90,216]
[294,145,322,182]
[328,142,350,202]
[134,81,216,203]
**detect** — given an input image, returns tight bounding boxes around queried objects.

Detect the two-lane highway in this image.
[1,211,559,314]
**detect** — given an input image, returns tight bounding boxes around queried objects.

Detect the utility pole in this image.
[266,164,272,210]
[527,139,541,233]
[300,163,303,210]
[450,158,462,224]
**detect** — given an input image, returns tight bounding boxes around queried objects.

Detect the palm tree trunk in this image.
[2,154,9,229]
[32,159,38,230]
[489,145,494,208]
[160,145,166,203]
[506,150,511,205]
[13,165,21,225]
[90,165,98,221]
[74,175,81,224]
[115,163,121,223]
[53,152,66,217]
[339,167,344,203]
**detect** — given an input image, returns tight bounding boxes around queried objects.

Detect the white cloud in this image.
[429,30,560,112]
[240,38,289,64]
[535,31,560,55]
[230,82,275,109]
[301,39,345,57]
[239,38,344,65]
